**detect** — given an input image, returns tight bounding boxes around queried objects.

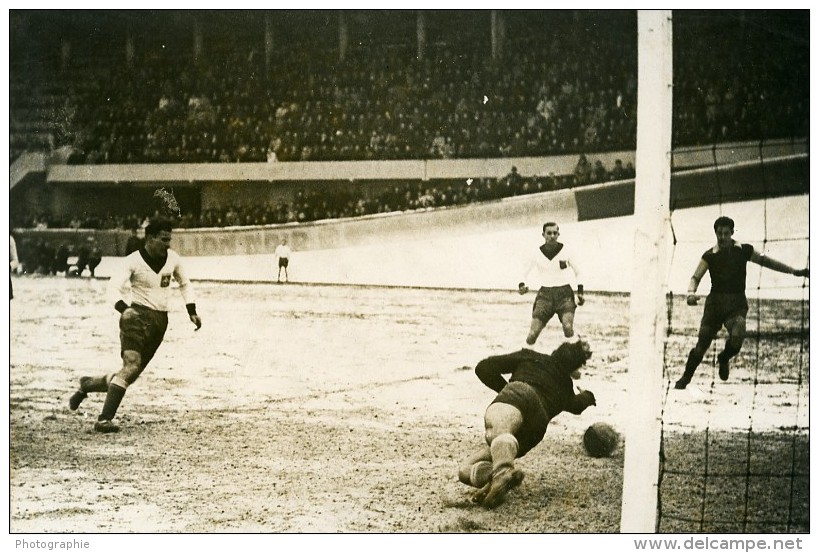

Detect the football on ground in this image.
[583,422,619,458]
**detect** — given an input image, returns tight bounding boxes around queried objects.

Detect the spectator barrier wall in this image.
[574,154,807,221]
[14,152,807,260]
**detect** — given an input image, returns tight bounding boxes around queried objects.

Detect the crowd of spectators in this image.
[12,32,638,164]
[11,235,103,278]
[9,11,806,257]
[10,156,635,231]
[10,12,807,166]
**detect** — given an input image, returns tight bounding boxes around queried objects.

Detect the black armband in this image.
[577,285,584,294]
[115,300,129,314]
[186,303,198,316]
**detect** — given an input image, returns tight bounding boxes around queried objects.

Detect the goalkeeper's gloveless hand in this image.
[578,389,596,407]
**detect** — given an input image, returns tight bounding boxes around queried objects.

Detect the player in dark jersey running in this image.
[457,339,596,508]
[674,216,809,390]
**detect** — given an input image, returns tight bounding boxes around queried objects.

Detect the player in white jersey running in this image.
[518,222,584,346]
[68,219,202,433]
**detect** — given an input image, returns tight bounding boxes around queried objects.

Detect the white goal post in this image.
[620,10,673,533]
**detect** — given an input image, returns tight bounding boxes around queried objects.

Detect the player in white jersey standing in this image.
[68,219,202,433]
[274,237,292,283]
[518,222,584,346]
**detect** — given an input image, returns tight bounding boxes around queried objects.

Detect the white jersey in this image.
[275,244,292,259]
[521,242,581,289]
[111,248,195,312]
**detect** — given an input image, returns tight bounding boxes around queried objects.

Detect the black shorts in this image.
[491,381,552,457]
[532,285,576,323]
[278,258,289,268]
[701,292,748,332]
[119,304,169,369]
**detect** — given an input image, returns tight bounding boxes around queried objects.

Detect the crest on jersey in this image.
[160,274,171,288]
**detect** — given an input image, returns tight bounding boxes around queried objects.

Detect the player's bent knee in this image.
[118,351,144,385]
[457,464,473,484]
[729,318,747,340]
[119,366,144,385]
[484,409,523,444]
[121,349,141,364]
[485,420,508,444]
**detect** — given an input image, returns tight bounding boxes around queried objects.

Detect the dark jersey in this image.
[702,243,754,294]
[474,348,587,418]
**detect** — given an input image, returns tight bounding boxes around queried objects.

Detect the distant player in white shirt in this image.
[518,222,584,346]
[68,219,202,433]
[274,237,292,283]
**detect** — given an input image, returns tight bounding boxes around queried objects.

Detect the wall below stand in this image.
[18,155,808,295]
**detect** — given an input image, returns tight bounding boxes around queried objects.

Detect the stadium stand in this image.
[9,10,808,235]
[11,11,806,165]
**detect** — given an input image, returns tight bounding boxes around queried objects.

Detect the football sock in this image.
[490,434,519,472]
[98,383,126,422]
[469,461,493,488]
